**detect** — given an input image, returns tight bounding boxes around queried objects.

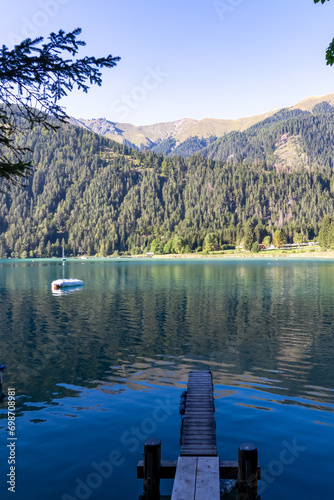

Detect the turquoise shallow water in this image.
[0,258,333,499]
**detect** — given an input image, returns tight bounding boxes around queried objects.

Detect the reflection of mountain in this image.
[0,260,333,412]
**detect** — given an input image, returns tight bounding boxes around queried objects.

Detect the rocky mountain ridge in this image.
[69,93,334,153]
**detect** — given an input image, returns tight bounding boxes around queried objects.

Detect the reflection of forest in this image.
[0,260,334,409]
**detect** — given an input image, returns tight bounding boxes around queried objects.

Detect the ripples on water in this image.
[0,258,333,499]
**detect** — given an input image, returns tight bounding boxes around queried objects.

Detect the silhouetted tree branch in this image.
[314,0,334,65]
[0,28,120,186]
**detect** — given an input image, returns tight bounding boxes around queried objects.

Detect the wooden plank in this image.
[180,451,217,457]
[137,460,177,479]
[182,439,217,444]
[137,459,258,480]
[182,434,216,439]
[171,457,197,500]
[181,371,217,457]
[195,457,220,500]
[219,460,239,479]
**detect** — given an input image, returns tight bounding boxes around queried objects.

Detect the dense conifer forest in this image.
[1,106,334,258]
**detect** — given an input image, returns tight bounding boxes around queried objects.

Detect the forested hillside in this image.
[149,135,217,156]
[1,116,334,258]
[200,107,334,172]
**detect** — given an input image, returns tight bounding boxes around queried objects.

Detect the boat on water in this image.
[52,279,84,290]
[51,284,84,296]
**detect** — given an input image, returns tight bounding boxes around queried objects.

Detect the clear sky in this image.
[1,0,334,125]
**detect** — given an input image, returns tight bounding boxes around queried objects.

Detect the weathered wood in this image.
[238,443,259,500]
[137,460,177,479]
[171,457,220,500]
[137,459,260,480]
[195,457,220,500]
[138,371,261,498]
[220,460,238,479]
[143,439,161,500]
[180,371,217,457]
[171,456,197,500]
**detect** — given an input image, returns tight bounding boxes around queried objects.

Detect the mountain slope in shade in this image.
[69,93,334,153]
[199,107,334,174]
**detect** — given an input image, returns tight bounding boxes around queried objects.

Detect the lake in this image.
[0,258,333,500]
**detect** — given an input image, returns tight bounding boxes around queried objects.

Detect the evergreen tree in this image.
[262,235,271,247]
[318,215,334,248]
[243,220,256,251]
[314,0,334,65]
[273,230,286,248]
[0,28,120,185]
[203,233,218,252]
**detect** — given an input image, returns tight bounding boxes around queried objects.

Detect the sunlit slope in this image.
[70,93,334,152]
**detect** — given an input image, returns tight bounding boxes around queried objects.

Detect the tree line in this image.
[1,116,333,258]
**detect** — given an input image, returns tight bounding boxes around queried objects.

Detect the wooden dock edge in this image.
[137,459,261,480]
[137,372,261,499]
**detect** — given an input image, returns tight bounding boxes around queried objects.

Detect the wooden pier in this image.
[171,371,219,499]
[180,370,217,457]
[137,370,261,500]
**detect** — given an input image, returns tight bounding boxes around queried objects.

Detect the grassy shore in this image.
[3,247,334,261]
[150,247,334,259]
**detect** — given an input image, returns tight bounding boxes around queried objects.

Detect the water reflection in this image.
[0,259,333,413]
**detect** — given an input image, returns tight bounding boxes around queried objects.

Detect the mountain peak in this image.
[70,93,334,151]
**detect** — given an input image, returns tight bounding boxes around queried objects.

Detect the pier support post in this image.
[143,438,161,500]
[238,443,259,500]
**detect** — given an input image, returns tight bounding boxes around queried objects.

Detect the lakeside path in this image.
[151,251,334,260]
[2,251,334,262]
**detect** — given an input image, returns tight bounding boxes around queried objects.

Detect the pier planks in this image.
[171,456,220,500]
[180,370,217,457]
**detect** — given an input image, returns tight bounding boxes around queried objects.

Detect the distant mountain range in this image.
[70,93,334,155]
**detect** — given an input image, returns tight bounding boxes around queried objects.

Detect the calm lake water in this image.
[0,258,333,500]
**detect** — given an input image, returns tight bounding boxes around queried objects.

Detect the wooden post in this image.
[143,438,161,500]
[238,443,259,500]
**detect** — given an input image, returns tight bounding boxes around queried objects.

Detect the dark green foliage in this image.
[150,238,164,254]
[262,236,271,247]
[251,242,261,253]
[221,244,235,250]
[203,232,218,251]
[148,135,218,158]
[312,102,334,114]
[149,138,176,156]
[273,230,286,248]
[314,0,334,65]
[201,112,334,171]
[243,220,256,251]
[254,221,266,244]
[293,233,303,245]
[248,108,310,132]
[171,136,217,158]
[318,215,334,248]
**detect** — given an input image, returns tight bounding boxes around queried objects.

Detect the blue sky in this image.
[1,0,334,125]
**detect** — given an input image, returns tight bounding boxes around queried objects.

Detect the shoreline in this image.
[2,250,334,262]
[150,251,334,260]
